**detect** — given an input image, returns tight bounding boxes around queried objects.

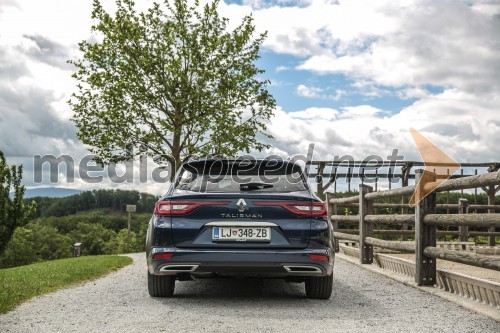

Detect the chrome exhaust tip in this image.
[158,264,199,274]
[283,265,323,275]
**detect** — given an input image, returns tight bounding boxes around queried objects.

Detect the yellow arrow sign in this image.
[409,128,461,207]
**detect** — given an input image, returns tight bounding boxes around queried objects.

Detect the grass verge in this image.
[0,255,132,314]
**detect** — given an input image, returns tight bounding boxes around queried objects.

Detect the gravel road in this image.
[0,253,497,332]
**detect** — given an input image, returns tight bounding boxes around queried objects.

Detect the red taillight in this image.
[152,253,174,260]
[312,203,327,216]
[253,201,326,217]
[308,254,329,261]
[154,200,230,215]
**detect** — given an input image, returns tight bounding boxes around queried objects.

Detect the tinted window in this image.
[175,161,308,193]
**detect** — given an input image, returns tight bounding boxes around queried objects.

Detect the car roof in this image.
[182,158,304,170]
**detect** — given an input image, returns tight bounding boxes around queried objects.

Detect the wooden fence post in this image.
[401,163,412,241]
[487,185,498,246]
[458,198,469,242]
[415,169,437,286]
[316,162,325,197]
[326,192,339,253]
[359,184,373,264]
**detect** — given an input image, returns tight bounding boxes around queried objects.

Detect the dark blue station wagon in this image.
[146,158,334,299]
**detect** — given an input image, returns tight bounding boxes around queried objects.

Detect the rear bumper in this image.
[147,247,334,277]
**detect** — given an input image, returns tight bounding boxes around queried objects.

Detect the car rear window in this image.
[174,160,308,193]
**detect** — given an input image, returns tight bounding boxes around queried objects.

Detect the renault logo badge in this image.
[236,198,248,212]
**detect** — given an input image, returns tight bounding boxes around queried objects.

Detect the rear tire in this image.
[148,271,175,297]
[305,274,333,299]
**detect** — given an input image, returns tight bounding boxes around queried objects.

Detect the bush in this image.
[0,222,73,268]
[0,228,37,268]
[70,223,117,256]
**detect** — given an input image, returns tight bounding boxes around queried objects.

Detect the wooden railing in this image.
[327,169,500,286]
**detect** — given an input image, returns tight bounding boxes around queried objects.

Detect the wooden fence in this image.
[327,169,500,286]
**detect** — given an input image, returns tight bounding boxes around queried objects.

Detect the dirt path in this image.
[0,253,497,332]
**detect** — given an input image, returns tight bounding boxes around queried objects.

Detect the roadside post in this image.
[126,205,137,252]
[73,242,82,257]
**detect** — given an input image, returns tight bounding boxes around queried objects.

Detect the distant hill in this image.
[26,188,158,218]
[19,187,84,199]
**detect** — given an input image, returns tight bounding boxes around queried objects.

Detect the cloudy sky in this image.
[1,0,499,193]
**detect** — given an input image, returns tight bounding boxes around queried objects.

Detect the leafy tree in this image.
[70,223,117,255]
[0,223,73,268]
[0,227,37,268]
[29,222,73,261]
[0,151,36,255]
[103,229,141,254]
[70,0,275,178]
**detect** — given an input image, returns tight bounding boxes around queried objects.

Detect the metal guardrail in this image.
[373,253,416,278]
[437,269,500,308]
[340,246,500,308]
[372,253,500,308]
[327,169,500,286]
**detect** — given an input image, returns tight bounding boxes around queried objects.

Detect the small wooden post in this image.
[347,167,352,193]
[487,186,497,246]
[326,192,339,253]
[126,205,137,253]
[485,164,499,246]
[415,169,437,286]
[316,162,325,197]
[400,163,412,241]
[359,184,373,264]
[458,198,469,242]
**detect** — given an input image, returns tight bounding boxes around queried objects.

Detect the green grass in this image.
[0,255,132,313]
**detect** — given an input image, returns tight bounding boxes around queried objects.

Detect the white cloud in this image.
[396,87,430,100]
[220,0,500,98]
[296,84,346,100]
[241,0,312,10]
[287,107,340,121]
[339,105,385,119]
[275,65,290,72]
[1,0,499,194]
[288,0,500,95]
[471,0,500,16]
[263,87,500,163]
[220,0,500,165]
[221,0,402,56]
[296,84,323,98]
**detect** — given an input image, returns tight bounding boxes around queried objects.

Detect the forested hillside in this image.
[28,189,158,217]
[1,189,158,268]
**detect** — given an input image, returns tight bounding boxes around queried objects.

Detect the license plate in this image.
[212,227,271,242]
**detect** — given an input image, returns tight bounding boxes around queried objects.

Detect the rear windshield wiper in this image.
[240,182,274,191]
